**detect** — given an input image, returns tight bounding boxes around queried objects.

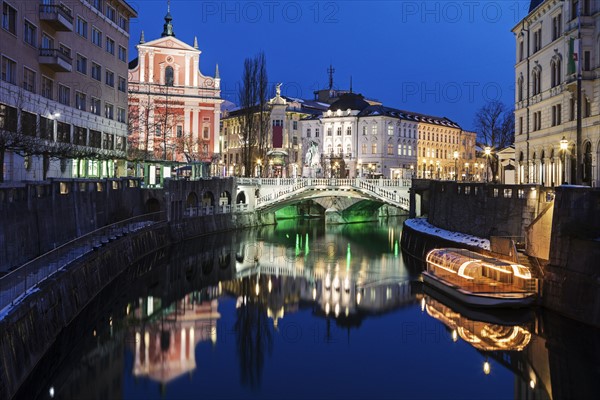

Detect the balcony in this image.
[38,48,72,72]
[39,4,74,31]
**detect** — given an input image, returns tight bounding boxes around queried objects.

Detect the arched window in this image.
[532,67,542,95]
[583,141,592,183]
[165,66,174,86]
[551,57,562,87]
[517,75,524,101]
[336,143,342,154]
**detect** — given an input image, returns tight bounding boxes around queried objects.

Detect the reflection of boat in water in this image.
[423,248,538,308]
[423,291,533,352]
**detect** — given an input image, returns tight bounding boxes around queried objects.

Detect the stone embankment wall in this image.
[543,187,600,326]
[427,181,553,240]
[0,224,170,400]
[0,179,146,272]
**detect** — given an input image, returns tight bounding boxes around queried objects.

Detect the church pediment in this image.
[142,36,199,53]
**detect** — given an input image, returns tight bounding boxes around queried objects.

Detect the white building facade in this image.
[513,0,599,186]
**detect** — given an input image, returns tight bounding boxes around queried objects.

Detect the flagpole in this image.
[575,0,582,184]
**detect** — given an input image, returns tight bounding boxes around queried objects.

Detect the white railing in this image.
[252,178,410,210]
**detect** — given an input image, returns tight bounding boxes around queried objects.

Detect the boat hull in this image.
[422,271,536,308]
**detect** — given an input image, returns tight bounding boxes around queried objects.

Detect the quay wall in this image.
[542,187,600,326]
[427,181,553,240]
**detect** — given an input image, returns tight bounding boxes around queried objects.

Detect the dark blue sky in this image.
[128,0,532,131]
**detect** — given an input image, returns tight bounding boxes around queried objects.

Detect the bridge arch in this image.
[202,191,215,207]
[219,191,232,206]
[145,198,160,213]
[186,192,199,208]
[236,191,247,204]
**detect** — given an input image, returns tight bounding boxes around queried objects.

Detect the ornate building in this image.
[301,93,475,180]
[0,0,137,181]
[220,86,327,177]
[513,0,599,186]
[127,5,221,183]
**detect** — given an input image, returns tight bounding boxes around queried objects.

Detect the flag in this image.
[568,38,579,74]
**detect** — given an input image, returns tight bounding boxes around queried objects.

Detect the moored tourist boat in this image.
[422,248,538,308]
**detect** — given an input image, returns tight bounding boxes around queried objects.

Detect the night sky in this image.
[128,0,532,131]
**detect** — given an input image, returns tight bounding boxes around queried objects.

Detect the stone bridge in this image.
[235,178,411,221]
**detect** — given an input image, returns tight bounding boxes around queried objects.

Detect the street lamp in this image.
[560,136,568,184]
[484,146,491,183]
[453,151,459,181]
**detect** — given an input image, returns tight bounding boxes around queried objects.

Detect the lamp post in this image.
[560,136,568,184]
[435,160,440,179]
[453,151,458,181]
[484,146,491,183]
[410,164,414,178]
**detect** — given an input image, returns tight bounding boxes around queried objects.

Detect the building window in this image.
[57,122,71,143]
[371,125,377,135]
[176,125,182,137]
[517,75,524,101]
[92,27,102,47]
[307,128,311,138]
[41,33,53,49]
[24,20,37,46]
[518,40,524,62]
[203,126,210,139]
[118,14,128,31]
[105,4,116,22]
[0,103,17,132]
[387,143,393,155]
[92,0,103,11]
[118,76,126,92]
[76,17,87,38]
[533,28,542,53]
[327,127,332,136]
[1,56,16,84]
[361,143,367,154]
[346,126,352,136]
[552,104,562,126]
[89,129,101,148]
[106,37,115,55]
[551,58,561,87]
[371,143,377,154]
[315,128,319,137]
[74,126,86,146]
[533,110,542,131]
[336,126,342,136]
[58,84,70,106]
[583,51,591,71]
[292,136,298,146]
[387,125,394,136]
[118,45,127,62]
[519,116,523,135]
[21,111,36,137]
[2,3,16,35]
[41,76,53,100]
[552,13,561,41]
[90,97,101,115]
[59,44,71,59]
[104,103,114,119]
[91,62,101,81]
[569,97,575,120]
[117,107,126,123]
[532,68,541,95]
[165,66,173,86]
[76,91,86,111]
[105,70,114,87]
[76,54,87,74]
[293,121,298,130]
[571,0,579,20]
[23,67,35,93]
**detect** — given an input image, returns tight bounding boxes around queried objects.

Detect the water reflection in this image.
[16,219,600,400]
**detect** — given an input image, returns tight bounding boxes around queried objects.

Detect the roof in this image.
[529,0,545,12]
[328,93,370,112]
[128,57,138,69]
[357,105,462,128]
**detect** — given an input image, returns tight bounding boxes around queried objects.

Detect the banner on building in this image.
[273,125,283,148]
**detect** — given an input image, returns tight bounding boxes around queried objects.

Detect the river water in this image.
[18,217,600,399]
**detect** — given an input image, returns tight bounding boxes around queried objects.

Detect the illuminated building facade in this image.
[0,0,137,181]
[513,0,599,186]
[127,5,221,183]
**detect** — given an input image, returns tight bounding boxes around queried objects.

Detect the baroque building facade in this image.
[513,0,599,186]
[127,7,221,183]
[301,93,475,180]
[0,0,136,181]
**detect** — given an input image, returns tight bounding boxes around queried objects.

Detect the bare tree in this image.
[474,100,514,182]
[238,52,270,177]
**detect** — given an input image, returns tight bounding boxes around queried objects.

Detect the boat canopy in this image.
[425,248,533,280]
